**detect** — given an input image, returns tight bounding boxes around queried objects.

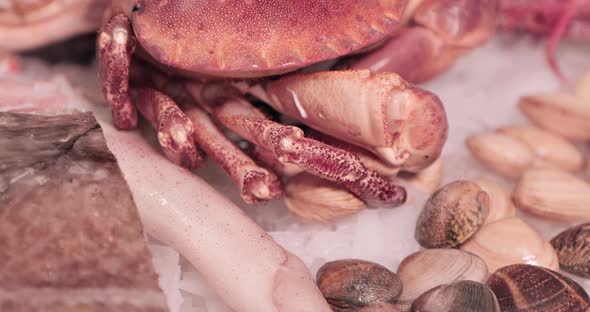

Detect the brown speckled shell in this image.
[411,280,500,312]
[130,0,405,77]
[316,259,403,312]
[550,223,590,278]
[415,180,489,248]
[486,264,590,312]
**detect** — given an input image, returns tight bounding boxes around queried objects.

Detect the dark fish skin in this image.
[0,112,169,311]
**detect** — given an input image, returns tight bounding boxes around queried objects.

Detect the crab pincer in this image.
[188,84,407,208]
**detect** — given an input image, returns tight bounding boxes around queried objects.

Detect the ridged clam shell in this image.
[415,180,489,248]
[466,132,534,178]
[316,259,402,312]
[410,280,500,312]
[518,92,590,141]
[513,168,590,221]
[460,217,559,273]
[394,249,488,311]
[486,264,590,312]
[498,126,584,172]
[285,173,366,223]
[550,223,590,278]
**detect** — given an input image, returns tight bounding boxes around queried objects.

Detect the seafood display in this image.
[95,0,504,206]
[1,0,590,312]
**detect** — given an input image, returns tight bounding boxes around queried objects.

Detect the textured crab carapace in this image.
[98,0,496,206]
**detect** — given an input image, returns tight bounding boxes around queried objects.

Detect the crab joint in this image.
[210,97,407,208]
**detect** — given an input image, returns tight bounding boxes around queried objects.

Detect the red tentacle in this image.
[546,0,577,83]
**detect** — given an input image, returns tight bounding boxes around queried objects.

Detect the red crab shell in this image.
[123,0,408,78]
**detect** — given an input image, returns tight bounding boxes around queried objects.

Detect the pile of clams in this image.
[313,177,590,311]
[316,257,590,312]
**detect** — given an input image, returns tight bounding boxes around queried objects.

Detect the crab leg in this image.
[97,14,137,129]
[187,85,406,208]
[131,88,204,169]
[184,106,283,203]
[250,145,305,178]
[343,0,498,82]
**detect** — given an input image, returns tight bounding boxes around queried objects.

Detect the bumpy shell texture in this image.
[551,223,590,278]
[131,0,405,77]
[415,180,489,248]
[486,264,590,312]
[317,259,403,312]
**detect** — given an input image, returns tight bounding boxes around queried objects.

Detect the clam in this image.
[486,264,590,312]
[497,126,584,172]
[410,280,500,312]
[550,223,590,278]
[415,180,489,248]
[316,259,402,311]
[359,303,403,312]
[395,249,488,311]
[285,173,367,223]
[513,168,590,221]
[466,132,534,178]
[518,92,590,141]
[473,178,516,225]
[460,217,559,273]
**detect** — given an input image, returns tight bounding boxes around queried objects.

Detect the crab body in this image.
[98,0,497,206]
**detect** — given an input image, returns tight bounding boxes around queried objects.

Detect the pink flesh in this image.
[348,26,466,83]
[131,0,407,77]
[1,64,332,312]
[103,121,332,312]
[347,0,498,83]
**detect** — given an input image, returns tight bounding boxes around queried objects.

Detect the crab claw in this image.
[384,86,448,173]
[257,70,448,173]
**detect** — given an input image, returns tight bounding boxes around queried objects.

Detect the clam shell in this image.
[486,264,590,312]
[473,178,516,225]
[316,259,402,311]
[410,280,500,312]
[415,180,489,248]
[498,126,584,172]
[285,173,366,223]
[460,217,559,273]
[550,223,590,278]
[466,132,534,178]
[513,168,590,221]
[395,249,488,311]
[518,92,590,141]
[359,303,403,312]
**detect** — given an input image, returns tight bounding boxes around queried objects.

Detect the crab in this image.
[97,0,498,207]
